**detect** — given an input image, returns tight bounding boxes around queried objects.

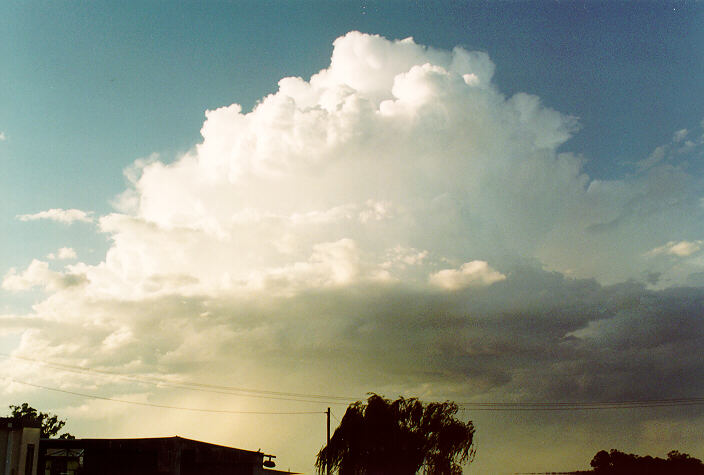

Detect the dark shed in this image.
[40,436,295,475]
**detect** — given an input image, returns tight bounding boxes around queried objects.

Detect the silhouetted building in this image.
[39,436,296,475]
[0,417,41,475]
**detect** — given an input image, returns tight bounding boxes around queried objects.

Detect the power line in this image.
[6,378,325,415]
[457,397,704,407]
[4,353,704,412]
[13,371,704,413]
[457,398,704,410]
[0,352,355,405]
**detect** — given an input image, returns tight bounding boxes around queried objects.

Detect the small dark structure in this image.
[0,417,41,475]
[40,436,296,475]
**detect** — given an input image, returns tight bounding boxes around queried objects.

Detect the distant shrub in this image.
[590,449,704,474]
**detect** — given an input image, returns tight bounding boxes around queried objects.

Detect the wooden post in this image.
[326,407,331,475]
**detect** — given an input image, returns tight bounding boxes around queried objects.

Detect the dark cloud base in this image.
[23,265,701,407]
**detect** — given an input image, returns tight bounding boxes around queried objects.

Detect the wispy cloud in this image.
[636,119,704,171]
[673,128,688,142]
[646,240,703,257]
[17,208,94,224]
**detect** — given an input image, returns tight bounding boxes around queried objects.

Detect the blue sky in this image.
[2,1,704,473]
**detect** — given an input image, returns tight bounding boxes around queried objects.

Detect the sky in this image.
[1,1,704,473]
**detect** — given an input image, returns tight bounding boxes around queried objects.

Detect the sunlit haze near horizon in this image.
[1,2,704,473]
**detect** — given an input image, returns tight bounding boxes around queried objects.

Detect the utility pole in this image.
[326,407,331,475]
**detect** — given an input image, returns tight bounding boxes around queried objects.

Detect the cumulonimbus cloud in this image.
[6,29,704,387]
[3,32,704,471]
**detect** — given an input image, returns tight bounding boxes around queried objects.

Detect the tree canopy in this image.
[316,394,475,475]
[9,402,75,439]
[590,449,704,474]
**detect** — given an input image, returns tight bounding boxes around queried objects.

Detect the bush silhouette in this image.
[590,448,704,474]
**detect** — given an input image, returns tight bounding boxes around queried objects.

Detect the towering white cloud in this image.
[80,31,589,299]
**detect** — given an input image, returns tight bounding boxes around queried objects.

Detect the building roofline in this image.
[40,435,264,455]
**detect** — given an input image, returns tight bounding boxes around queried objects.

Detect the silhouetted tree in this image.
[9,403,75,439]
[590,448,704,474]
[316,394,475,474]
